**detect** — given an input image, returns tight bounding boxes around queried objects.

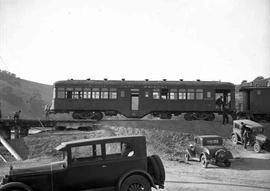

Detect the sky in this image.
[0,0,270,85]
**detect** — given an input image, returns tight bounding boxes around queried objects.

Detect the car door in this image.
[63,143,109,190]
[101,141,146,185]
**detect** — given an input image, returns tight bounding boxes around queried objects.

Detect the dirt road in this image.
[1,118,270,190]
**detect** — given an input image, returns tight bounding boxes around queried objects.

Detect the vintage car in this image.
[0,135,165,191]
[185,135,233,168]
[231,119,270,152]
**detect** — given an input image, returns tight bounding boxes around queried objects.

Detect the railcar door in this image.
[130,89,139,117]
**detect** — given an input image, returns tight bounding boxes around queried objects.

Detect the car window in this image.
[106,142,121,156]
[71,144,102,162]
[121,143,135,157]
[203,138,223,146]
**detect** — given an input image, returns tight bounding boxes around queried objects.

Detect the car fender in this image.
[116,169,156,191]
[185,148,196,158]
[0,182,33,191]
[200,152,211,161]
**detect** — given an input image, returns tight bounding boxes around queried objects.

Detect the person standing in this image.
[216,96,224,111]
[222,104,229,124]
[243,126,251,149]
[13,110,21,123]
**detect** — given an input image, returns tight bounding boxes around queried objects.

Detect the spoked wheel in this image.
[254,141,262,153]
[231,134,238,145]
[121,175,151,191]
[201,154,208,168]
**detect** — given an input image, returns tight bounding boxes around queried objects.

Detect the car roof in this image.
[233,119,263,128]
[195,135,222,139]
[55,135,145,151]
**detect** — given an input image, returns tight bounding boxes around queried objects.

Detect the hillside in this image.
[0,70,52,119]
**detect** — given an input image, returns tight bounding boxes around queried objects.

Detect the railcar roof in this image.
[54,79,234,87]
[239,86,270,91]
[55,135,145,151]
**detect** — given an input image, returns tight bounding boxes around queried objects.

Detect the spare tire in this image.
[147,156,160,184]
[152,155,165,185]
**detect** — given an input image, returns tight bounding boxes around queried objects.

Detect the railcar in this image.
[50,79,235,121]
[238,86,270,121]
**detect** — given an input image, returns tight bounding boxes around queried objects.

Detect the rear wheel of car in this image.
[254,141,262,153]
[200,154,208,168]
[120,175,151,191]
[231,134,238,145]
[224,161,231,167]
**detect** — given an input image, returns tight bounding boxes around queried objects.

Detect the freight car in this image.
[50,79,235,121]
[237,86,270,121]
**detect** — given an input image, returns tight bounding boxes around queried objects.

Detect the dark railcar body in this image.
[239,86,270,121]
[50,79,235,119]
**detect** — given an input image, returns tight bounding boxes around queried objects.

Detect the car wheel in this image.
[231,134,238,145]
[254,142,262,153]
[201,154,208,168]
[185,153,190,161]
[120,175,151,191]
[224,161,231,167]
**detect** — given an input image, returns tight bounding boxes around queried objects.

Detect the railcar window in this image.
[153,89,160,99]
[57,87,65,98]
[101,88,109,99]
[178,89,186,100]
[53,88,56,98]
[196,89,203,100]
[92,88,100,99]
[83,88,91,99]
[73,88,82,99]
[170,89,177,100]
[206,91,211,99]
[66,88,73,99]
[145,91,149,98]
[120,90,125,97]
[109,88,117,99]
[187,89,195,100]
[161,89,169,99]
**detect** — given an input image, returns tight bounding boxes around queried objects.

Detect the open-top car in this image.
[231,119,270,153]
[185,135,233,168]
[0,135,165,191]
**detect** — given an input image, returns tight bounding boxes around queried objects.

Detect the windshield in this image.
[203,138,223,146]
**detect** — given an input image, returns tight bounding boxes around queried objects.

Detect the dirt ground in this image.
[1,117,270,191]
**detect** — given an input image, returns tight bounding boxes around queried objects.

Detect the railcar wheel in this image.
[224,161,231,167]
[120,175,151,191]
[205,113,215,121]
[184,113,193,121]
[254,142,262,153]
[231,134,238,145]
[201,154,208,168]
[91,112,103,121]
